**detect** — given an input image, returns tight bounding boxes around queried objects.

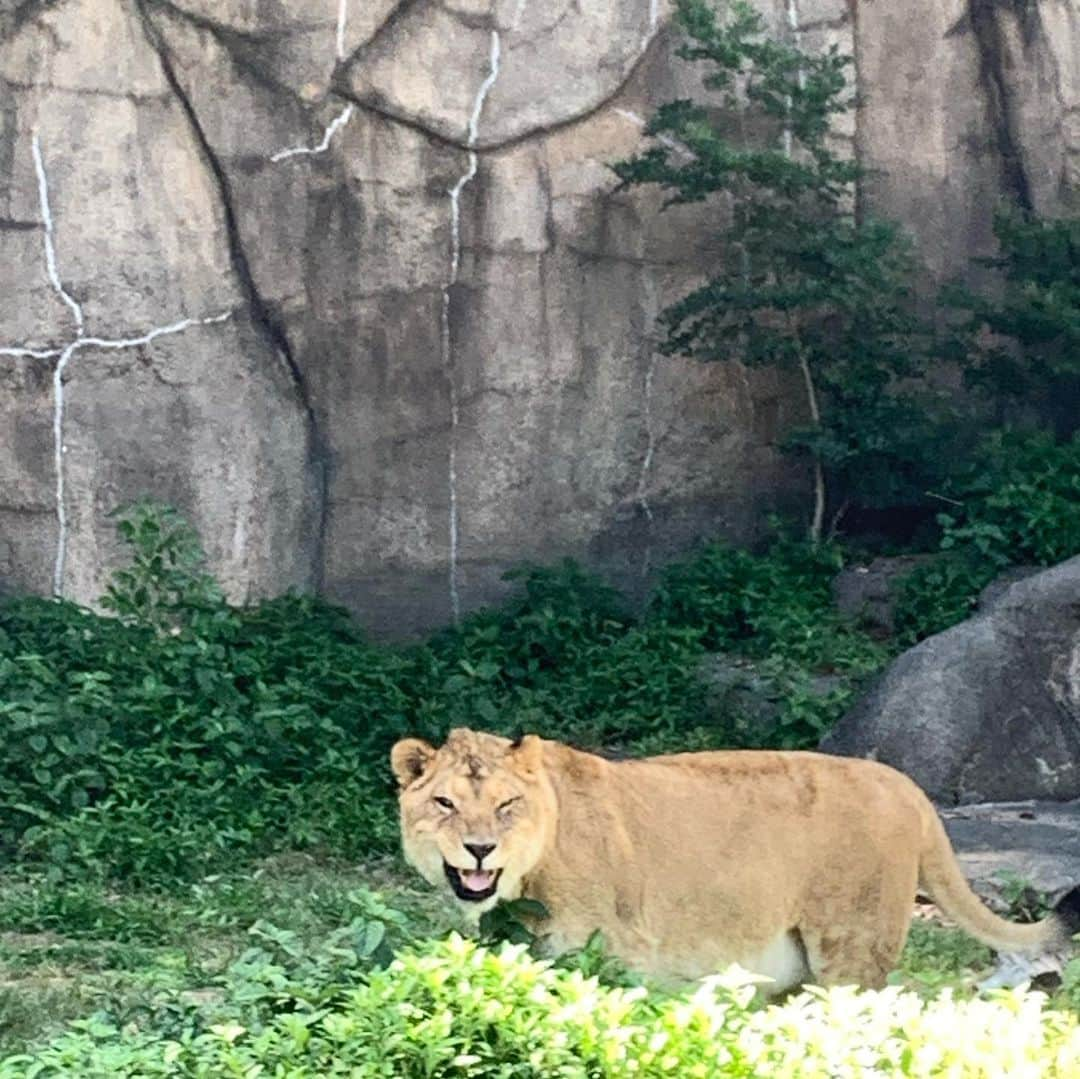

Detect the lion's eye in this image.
[496,798,520,815]
[434,796,455,811]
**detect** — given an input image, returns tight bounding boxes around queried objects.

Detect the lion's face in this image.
[391,729,556,915]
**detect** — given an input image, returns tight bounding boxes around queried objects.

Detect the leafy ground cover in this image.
[0,504,895,891]
[0,854,454,1059]
[0,426,1078,1068]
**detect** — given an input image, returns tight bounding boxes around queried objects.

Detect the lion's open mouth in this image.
[444,861,502,902]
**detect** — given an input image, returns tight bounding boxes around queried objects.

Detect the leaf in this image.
[355,921,386,958]
[9,802,54,822]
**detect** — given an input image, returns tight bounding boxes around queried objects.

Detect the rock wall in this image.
[1,0,1077,634]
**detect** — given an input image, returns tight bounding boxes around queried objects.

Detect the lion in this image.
[391,728,1080,992]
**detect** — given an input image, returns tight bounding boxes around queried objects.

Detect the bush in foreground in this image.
[4,935,1078,1077]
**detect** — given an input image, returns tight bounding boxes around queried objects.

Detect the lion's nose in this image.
[465,842,496,865]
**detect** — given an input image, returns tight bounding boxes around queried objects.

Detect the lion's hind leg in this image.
[796,922,907,989]
[796,865,917,990]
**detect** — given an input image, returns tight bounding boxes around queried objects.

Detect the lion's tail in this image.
[918,808,1080,954]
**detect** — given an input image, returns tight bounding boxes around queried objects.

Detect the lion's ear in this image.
[391,738,436,788]
[508,733,543,774]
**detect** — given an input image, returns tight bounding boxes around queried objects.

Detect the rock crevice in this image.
[136,0,329,586]
[967,0,1034,210]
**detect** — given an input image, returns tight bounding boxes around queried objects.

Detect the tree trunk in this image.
[786,1,823,541]
[798,351,826,543]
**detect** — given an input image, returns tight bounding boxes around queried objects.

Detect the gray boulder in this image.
[976,565,1043,611]
[831,554,933,636]
[821,557,1080,804]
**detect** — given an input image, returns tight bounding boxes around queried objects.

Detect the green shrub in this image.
[0,512,712,883]
[896,920,994,994]
[648,533,884,670]
[0,505,419,882]
[422,560,708,749]
[893,430,1080,642]
[766,662,859,749]
[939,430,1080,569]
[648,536,840,656]
[1062,957,1080,1014]
[646,535,887,747]
[944,209,1080,437]
[5,935,1078,1077]
[892,554,997,645]
[0,584,412,883]
[100,501,224,631]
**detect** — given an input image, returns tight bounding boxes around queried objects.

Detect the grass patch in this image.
[0,855,459,1058]
[0,857,1073,1062]
[893,918,995,995]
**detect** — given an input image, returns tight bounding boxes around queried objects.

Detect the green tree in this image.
[943,210,1080,438]
[615,0,932,540]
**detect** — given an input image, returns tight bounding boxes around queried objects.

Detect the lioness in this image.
[392,728,1080,992]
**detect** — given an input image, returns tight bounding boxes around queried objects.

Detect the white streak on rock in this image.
[50,339,79,596]
[784,0,805,159]
[336,0,348,61]
[31,133,83,337]
[641,0,660,55]
[231,506,248,567]
[270,104,355,163]
[79,311,232,352]
[636,354,657,525]
[786,0,804,49]
[0,345,61,359]
[441,29,501,623]
[630,352,656,544]
[635,269,660,577]
[50,310,234,597]
[1,133,233,598]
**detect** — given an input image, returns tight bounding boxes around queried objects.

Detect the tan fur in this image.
[391,729,1071,992]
